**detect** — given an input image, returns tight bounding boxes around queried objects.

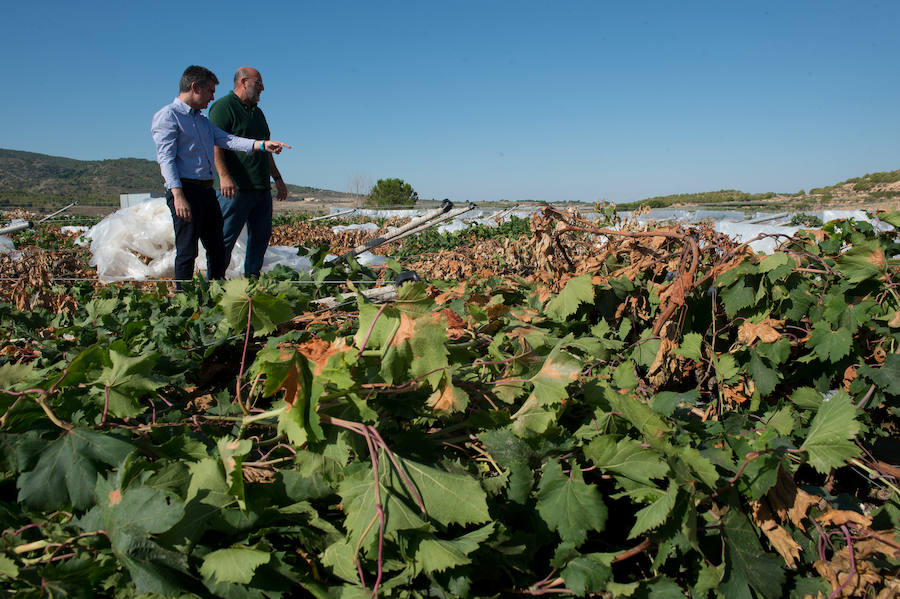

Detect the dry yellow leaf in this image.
[817,509,872,528]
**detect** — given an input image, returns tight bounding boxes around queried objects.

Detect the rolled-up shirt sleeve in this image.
[151,109,182,190]
[211,123,255,154]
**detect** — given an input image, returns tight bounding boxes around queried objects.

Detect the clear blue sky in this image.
[2,1,898,203]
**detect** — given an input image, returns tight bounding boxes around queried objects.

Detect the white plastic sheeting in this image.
[85,198,313,282]
[0,235,14,255]
[331,222,380,233]
[712,221,803,254]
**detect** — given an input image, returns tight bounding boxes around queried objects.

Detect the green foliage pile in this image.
[367,179,418,207]
[1,213,899,597]
[393,216,531,257]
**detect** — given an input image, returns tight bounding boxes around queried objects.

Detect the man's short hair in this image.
[179,66,219,93]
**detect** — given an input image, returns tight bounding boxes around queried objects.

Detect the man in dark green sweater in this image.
[209,67,288,277]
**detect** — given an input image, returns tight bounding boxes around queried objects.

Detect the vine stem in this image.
[855,384,876,409]
[357,303,388,358]
[363,429,386,598]
[101,387,110,425]
[1,369,73,431]
[235,296,254,414]
[827,525,856,599]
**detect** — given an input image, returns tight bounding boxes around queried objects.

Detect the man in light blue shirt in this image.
[151,65,290,288]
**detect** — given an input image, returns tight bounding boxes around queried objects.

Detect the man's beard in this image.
[248,89,260,105]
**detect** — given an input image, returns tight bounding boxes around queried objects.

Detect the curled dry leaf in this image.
[737,319,784,345]
[817,509,873,528]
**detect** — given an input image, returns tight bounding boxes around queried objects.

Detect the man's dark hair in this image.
[179,66,219,93]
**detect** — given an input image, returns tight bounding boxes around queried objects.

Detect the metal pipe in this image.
[310,208,356,222]
[0,220,32,235]
[311,285,398,308]
[332,199,454,263]
[37,201,79,223]
[381,203,476,244]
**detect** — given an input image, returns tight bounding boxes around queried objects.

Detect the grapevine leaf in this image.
[507,461,534,504]
[17,428,133,510]
[604,386,671,449]
[880,210,900,227]
[427,375,468,413]
[511,396,558,437]
[408,315,450,389]
[747,352,780,397]
[674,332,703,361]
[800,391,861,473]
[631,332,661,368]
[758,252,789,273]
[536,461,607,546]
[712,353,740,382]
[806,322,852,363]
[652,389,699,417]
[545,274,594,321]
[612,361,639,390]
[216,437,252,510]
[277,354,324,445]
[353,301,399,351]
[560,553,612,595]
[478,429,533,467]
[0,555,18,578]
[678,447,720,489]
[200,546,271,584]
[219,278,292,336]
[91,349,164,418]
[584,436,669,486]
[321,540,359,583]
[834,240,886,283]
[416,523,494,573]
[720,507,785,599]
[398,457,491,526]
[338,464,426,550]
[529,339,582,406]
[859,353,900,395]
[790,386,823,409]
[721,283,755,316]
[76,473,189,595]
[629,483,678,538]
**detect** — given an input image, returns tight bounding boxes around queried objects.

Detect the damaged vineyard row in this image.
[0,207,899,598]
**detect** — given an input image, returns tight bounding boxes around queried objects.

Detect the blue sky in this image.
[2,1,898,203]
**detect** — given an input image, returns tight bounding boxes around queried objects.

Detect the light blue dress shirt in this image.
[151,98,256,190]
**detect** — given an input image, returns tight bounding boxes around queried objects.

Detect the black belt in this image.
[181,178,214,189]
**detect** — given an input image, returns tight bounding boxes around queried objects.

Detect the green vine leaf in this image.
[799,391,860,473]
[200,546,271,585]
[545,274,594,321]
[17,428,134,510]
[416,523,494,573]
[805,322,853,363]
[219,278,293,336]
[536,461,607,546]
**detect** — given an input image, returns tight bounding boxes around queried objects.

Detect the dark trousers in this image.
[219,189,273,277]
[167,182,228,288]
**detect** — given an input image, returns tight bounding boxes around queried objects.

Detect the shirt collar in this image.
[172,97,199,116]
[230,90,256,112]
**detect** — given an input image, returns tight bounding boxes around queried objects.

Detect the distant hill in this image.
[0,148,352,208]
[615,170,900,211]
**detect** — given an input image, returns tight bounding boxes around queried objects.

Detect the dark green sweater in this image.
[208,91,271,190]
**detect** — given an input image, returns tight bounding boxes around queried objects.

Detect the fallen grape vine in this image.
[1,207,899,598]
